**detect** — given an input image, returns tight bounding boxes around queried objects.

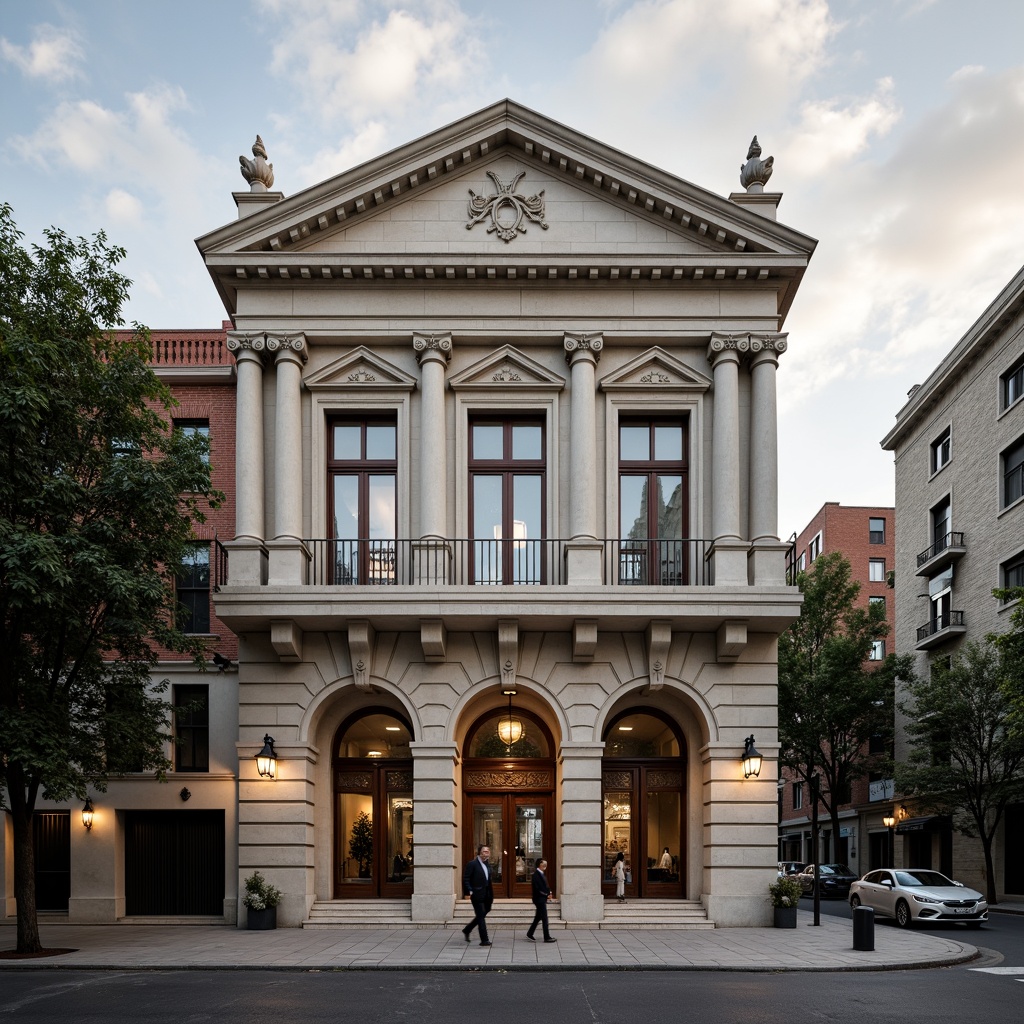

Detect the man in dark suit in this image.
[462,844,494,945]
[526,858,556,942]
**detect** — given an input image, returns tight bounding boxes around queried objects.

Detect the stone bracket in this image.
[716,620,748,661]
[573,619,598,661]
[646,620,672,690]
[421,619,447,662]
[348,620,375,690]
[270,619,303,663]
[498,619,518,688]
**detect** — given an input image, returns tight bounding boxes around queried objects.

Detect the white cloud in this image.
[103,188,144,227]
[298,121,391,186]
[0,23,84,82]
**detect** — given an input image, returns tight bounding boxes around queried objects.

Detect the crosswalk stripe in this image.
[970,967,1024,975]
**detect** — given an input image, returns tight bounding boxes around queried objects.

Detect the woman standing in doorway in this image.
[613,851,626,903]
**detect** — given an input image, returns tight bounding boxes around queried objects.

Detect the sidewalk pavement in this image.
[0,910,979,972]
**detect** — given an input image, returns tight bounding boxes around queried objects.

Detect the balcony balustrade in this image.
[915,609,966,649]
[915,531,966,576]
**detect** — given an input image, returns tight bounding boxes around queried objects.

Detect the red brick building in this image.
[778,503,896,875]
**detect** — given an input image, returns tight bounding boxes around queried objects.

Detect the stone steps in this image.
[304,898,714,930]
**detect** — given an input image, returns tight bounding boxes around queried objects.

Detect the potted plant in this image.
[348,811,374,879]
[769,876,803,928]
[243,870,282,930]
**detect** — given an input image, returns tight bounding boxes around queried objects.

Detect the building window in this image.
[808,533,822,561]
[618,419,688,585]
[869,595,885,612]
[931,427,951,474]
[799,551,806,571]
[929,566,953,632]
[329,417,397,583]
[174,685,209,772]
[1003,437,1024,508]
[1004,358,1024,411]
[869,558,885,582]
[470,417,545,584]
[869,640,885,661]
[793,782,803,810]
[931,496,951,553]
[1003,551,1024,590]
[176,543,210,634]
[869,518,885,545]
[174,418,210,464]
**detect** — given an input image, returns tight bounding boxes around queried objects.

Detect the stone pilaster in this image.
[707,336,747,585]
[267,333,310,586]
[225,334,268,585]
[410,741,460,923]
[563,333,604,585]
[558,741,605,923]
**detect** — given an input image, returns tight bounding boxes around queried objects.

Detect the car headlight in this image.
[912,894,939,904]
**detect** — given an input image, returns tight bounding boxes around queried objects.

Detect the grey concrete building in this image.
[881,265,1024,901]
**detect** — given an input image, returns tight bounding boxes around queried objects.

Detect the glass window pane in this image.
[512,475,542,584]
[333,476,360,536]
[473,803,504,884]
[656,475,684,539]
[603,790,632,883]
[469,712,548,757]
[515,804,544,880]
[512,424,542,461]
[338,793,374,886]
[653,425,682,462]
[472,424,503,461]
[333,425,361,459]
[367,476,396,539]
[605,714,680,756]
[365,424,396,461]
[337,712,411,757]
[646,791,681,882]
[388,793,414,886]
[473,476,503,584]
[620,476,648,539]
[620,425,649,461]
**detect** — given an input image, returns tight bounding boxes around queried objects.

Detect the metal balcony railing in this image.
[212,537,229,592]
[916,531,964,568]
[916,610,965,643]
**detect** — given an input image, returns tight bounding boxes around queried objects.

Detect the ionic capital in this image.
[564,331,603,366]
[266,332,308,365]
[226,331,268,364]
[413,331,452,366]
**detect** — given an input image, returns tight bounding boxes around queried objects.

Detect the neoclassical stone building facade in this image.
[199,101,815,928]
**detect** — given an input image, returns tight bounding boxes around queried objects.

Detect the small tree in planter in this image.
[243,870,282,930]
[768,876,803,928]
[348,811,374,878]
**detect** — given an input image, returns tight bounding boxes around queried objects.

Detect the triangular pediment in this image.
[448,345,565,391]
[599,348,712,392]
[304,347,417,391]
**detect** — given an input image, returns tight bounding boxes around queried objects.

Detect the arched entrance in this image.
[601,709,687,899]
[332,708,414,898]
[462,706,555,899]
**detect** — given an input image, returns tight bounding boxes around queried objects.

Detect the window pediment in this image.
[448,345,565,391]
[304,346,417,391]
[599,347,712,392]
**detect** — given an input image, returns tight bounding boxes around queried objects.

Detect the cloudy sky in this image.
[4,0,1024,535]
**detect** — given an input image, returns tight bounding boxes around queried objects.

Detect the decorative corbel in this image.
[498,619,518,689]
[420,619,447,663]
[646,620,672,691]
[270,619,302,662]
[716,620,748,661]
[573,619,598,661]
[348,620,375,691]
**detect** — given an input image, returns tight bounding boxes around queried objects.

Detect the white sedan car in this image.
[849,869,988,929]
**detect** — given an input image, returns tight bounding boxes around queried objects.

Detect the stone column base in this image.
[413,893,456,923]
[564,538,604,585]
[559,891,605,924]
[223,537,268,586]
[266,538,311,586]
[412,538,452,584]
[748,539,790,586]
[709,538,750,586]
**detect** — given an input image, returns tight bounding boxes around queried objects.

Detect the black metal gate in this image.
[33,812,70,911]
[125,811,224,915]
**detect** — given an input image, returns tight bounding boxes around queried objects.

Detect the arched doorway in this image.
[332,708,413,898]
[462,706,555,899]
[601,709,687,899]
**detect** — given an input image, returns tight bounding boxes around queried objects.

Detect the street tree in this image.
[896,640,1024,905]
[779,552,899,857]
[0,205,219,953]
[992,587,1024,738]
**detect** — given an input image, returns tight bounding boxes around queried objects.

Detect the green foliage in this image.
[779,552,896,833]
[896,639,1024,905]
[348,810,374,875]
[242,870,282,910]
[991,587,1024,738]
[0,204,220,950]
[768,876,803,908]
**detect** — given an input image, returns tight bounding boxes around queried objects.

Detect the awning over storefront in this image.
[896,815,945,834]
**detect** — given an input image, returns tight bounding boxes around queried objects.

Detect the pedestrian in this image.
[659,847,672,871]
[613,850,626,902]
[462,844,494,945]
[526,858,556,942]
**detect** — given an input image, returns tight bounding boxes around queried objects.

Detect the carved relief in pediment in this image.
[304,346,417,391]
[599,347,712,392]
[448,345,565,391]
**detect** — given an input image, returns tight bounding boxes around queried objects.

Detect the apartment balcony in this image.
[915,610,966,650]
[915,532,966,577]
[213,536,803,638]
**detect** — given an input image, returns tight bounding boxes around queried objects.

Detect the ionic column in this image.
[413,332,451,538]
[225,333,267,584]
[266,333,309,586]
[563,333,604,585]
[748,335,789,585]
[707,335,747,586]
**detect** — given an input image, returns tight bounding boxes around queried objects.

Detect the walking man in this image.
[526,858,556,942]
[462,844,494,945]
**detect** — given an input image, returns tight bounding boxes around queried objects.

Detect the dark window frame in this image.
[1003,437,1024,508]
[174,684,210,772]
[173,418,211,465]
[1003,551,1024,591]
[1003,358,1024,411]
[868,517,886,545]
[930,426,951,474]
[177,543,210,634]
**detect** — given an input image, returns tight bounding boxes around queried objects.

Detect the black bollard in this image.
[852,905,875,951]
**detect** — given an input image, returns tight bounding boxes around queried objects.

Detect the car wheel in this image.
[850,894,861,909]
[895,899,912,929]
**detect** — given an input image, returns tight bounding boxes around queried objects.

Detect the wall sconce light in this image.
[899,804,908,821]
[255,734,278,779]
[82,798,95,830]
[179,787,192,802]
[496,687,524,752]
[741,735,763,779]
[882,811,895,829]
